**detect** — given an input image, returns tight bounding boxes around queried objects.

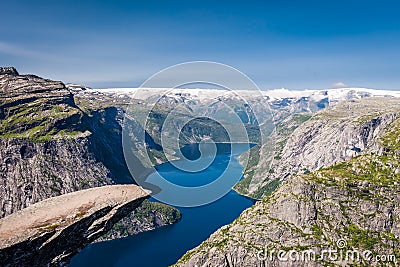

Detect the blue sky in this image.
[1,0,400,89]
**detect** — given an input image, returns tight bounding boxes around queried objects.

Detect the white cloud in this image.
[332,81,347,88]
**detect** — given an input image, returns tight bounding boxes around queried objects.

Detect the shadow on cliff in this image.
[83,107,161,194]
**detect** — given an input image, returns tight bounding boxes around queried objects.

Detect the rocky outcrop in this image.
[0,68,181,246]
[97,199,181,242]
[0,69,113,217]
[0,185,150,266]
[0,68,80,138]
[175,116,400,266]
[0,138,111,217]
[0,67,18,76]
[235,113,312,198]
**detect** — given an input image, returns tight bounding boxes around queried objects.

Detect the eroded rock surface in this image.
[238,98,400,198]
[0,185,150,266]
[175,102,400,267]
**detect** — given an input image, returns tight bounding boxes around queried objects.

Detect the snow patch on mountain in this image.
[77,87,400,111]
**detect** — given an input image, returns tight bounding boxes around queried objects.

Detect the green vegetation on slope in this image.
[380,118,400,151]
[99,200,182,241]
[0,99,85,142]
[175,115,400,266]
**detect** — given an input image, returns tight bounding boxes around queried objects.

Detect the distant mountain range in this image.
[72,86,400,112]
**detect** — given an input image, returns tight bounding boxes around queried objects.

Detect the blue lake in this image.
[70,143,255,267]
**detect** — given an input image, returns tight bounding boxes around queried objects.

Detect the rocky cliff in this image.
[175,99,400,266]
[237,98,400,198]
[97,199,181,242]
[0,67,110,217]
[0,68,180,249]
[0,138,111,217]
[0,185,150,266]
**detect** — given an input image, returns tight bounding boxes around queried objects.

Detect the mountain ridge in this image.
[0,185,150,266]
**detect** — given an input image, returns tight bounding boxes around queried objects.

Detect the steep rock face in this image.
[97,199,182,241]
[238,98,400,198]
[85,107,141,184]
[235,113,312,198]
[175,120,400,266]
[176,171,400,266]
[0,185,150,266]
[0,69,112,217]
[0,138,111,217]
[0,68,181,242]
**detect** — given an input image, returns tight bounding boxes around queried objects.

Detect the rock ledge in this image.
[0,185,151,266]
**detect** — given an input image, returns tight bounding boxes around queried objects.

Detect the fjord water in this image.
[70,143,254,267]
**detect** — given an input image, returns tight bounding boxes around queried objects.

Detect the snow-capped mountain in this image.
[266,87,400,103]
[75,87,400,114]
